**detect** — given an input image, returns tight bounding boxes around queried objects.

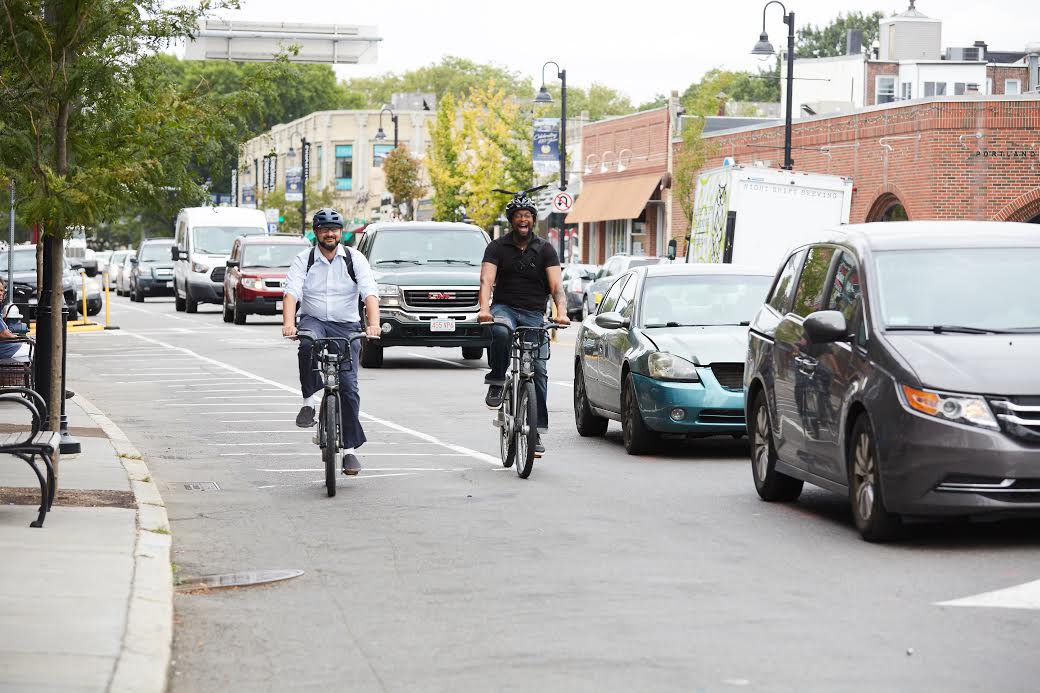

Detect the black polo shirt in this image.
[482,233,560,312]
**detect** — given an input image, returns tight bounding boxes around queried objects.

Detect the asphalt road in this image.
[65,294,1040,693]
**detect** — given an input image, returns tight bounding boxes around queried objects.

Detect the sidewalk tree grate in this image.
[176,569,304,592]
[173,482,221,491]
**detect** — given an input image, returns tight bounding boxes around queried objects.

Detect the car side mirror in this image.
[129,257,139,265]
[68,259,83,270]
[667,239,677,262]
[595,311,630,330]
[803,310,850,344]
[226,260,239,268]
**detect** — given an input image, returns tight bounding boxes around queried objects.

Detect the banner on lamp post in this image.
[242,184,257,208]
[533,118,560,175]
[285,166,303,202]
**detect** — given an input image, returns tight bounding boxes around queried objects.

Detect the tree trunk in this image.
[44,234,63,433]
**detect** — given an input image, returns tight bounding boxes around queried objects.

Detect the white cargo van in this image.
[172,207,268,312]
[684,165,852,273]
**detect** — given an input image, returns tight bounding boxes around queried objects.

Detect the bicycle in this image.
[487,320,566,479]
[294,330,374,497]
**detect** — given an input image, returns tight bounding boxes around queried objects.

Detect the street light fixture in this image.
[375,107,399,149]
[536,60,568,262]
[751,0,796,170]
[286,131,309,234]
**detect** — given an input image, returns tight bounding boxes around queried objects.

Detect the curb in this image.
[74,394,172,693]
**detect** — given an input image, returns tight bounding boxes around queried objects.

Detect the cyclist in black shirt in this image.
[478,190,570,454]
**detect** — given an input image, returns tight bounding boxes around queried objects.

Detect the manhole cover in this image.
[177,569,304,592]
[172,482,221,491]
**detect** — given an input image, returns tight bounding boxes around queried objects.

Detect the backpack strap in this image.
[306,245,357,284]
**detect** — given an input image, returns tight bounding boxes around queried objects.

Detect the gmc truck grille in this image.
[710,363,745,390]
[989,397,1040,444]
[403,289,479,310]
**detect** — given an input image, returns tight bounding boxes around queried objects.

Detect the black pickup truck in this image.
[354,221,491,368]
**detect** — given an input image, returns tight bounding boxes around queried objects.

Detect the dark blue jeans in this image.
[484,304,549,430]
[298,316,366,449]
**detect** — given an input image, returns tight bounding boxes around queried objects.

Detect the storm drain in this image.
[176,569,304,592]
[171,481,221,492]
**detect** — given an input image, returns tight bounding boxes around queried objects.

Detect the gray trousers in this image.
[297,315,366,449]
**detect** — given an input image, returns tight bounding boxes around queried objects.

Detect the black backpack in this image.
[305,245,357,284]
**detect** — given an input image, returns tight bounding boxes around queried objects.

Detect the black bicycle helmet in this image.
[496,185,547,221]
[312,208,345,230]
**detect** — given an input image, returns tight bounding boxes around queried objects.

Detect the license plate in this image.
[430,319,455,332]
[275,300,283,311]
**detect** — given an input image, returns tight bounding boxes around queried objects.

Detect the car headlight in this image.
[648,352,700,382]
[899,385,999,430]
[378,283,400,307]
[192,261,210,273]
[241,277,265,291]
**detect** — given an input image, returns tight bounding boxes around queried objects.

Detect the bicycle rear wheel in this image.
[515,381,538,479]
[499,381,515,468]
[322,394,339,497]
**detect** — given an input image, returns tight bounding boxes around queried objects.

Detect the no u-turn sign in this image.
[551,191,574,214]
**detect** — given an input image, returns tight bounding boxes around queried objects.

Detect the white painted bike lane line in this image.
[122,332,501,466]
[936,579,1040,610]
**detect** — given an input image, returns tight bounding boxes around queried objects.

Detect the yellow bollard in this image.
[104,275,111,327]
[79,270,89,325]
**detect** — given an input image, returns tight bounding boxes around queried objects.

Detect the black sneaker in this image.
[342,453,361,476]
[485,385,504,409]
[295,405,316,428]
[534,434,544,458]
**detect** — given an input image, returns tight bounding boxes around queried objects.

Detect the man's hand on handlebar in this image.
[477,308,493,324]
[365,324,382,339]
[283,324,298,338]
[553,313,571,327]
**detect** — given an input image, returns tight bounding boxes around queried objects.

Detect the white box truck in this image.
[685,165,853,271]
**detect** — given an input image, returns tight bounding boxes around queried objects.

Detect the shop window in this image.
[373,143,394,167]
[923,82,947,97]
[335,144,353,190]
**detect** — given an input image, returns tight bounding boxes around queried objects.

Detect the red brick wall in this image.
[865,62,899,106]
[988,66,1030,94]
[581,108,669,183]
[671,98,1040,243]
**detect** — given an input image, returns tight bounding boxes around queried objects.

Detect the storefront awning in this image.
[565,173,662,224]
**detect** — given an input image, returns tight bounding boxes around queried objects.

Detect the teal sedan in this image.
[573,263,774,454]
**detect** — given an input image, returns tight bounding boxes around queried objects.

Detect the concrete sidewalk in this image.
[0,394,171,693]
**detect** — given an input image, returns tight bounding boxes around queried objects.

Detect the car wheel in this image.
[232,294,246,325]
[185,284,198,313]
[222,292,233,323]
[360,340,383,368]
[462,346,483,360]
[621,371,657,455]
[750,391,803,502]
[574,361,608,437]
[848,414,901,542]
[174,283,186,311]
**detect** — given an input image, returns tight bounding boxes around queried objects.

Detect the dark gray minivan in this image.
[745,221,1040,541]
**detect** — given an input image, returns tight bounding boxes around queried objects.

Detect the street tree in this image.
[0,0,248,432]
[681,68,780,114]
[672,117,716,252]
[426,93,466,222]
[797,11,886,58]
[382,146,425,221]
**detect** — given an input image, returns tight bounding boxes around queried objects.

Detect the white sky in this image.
[210,0,1037,104]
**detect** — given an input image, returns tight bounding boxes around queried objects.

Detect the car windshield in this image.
[139,243,172,262]
[875,248,1040,333]
[0,250,38,273]
[640,274,773,328]
[192,226,266,255]
[369,229,486,265]
[242,244,304,268]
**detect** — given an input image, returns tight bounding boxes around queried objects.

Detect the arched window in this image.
[867,193,909,222]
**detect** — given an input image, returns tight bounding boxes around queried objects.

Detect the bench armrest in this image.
[0,387,48,429]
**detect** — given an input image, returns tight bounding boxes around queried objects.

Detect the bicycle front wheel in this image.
[499,380,515,468]
[515,381,538,479]
[322,394,339,497]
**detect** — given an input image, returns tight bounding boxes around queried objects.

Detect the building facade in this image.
[239,108,436,224]
[669,95,1040,249]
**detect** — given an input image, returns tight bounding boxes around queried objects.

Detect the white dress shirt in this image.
[283,245,378,323]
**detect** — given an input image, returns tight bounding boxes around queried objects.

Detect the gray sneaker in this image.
[534,434,544,458]
[485,385,504,409]
[342,453,361,476]
[295,405,316,428]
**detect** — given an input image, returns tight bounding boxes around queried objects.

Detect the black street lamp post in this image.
[535,61,567,262]
[287,133,309,233]
[752,1,796,170]
[376,107,399,149]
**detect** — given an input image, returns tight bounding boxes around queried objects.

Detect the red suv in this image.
[223,234,310,324]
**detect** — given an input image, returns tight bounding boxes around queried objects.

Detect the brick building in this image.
[669,95,1040,248]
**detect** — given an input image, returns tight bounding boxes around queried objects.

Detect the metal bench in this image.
[0,387,57,527]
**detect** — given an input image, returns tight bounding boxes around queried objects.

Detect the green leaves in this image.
[382,147,424,220]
